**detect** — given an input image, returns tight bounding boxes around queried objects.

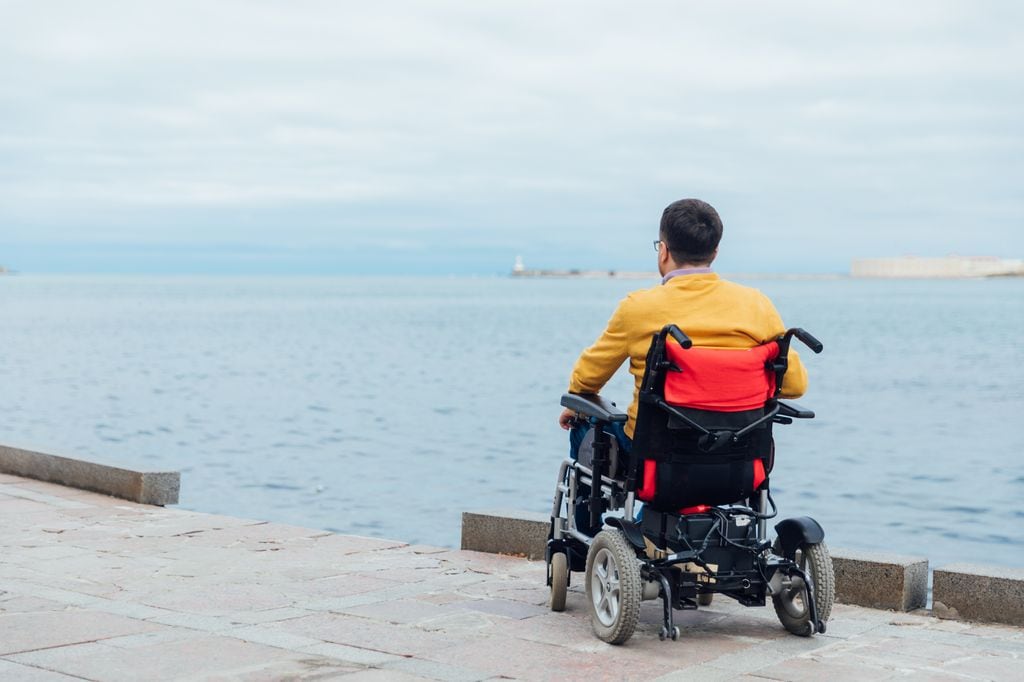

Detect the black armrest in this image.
[777,400,815,419]
[560,393,628,423]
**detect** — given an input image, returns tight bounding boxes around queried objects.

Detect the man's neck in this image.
[661,264,714,284]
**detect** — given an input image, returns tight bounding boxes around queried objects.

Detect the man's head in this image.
[657,199,723,273]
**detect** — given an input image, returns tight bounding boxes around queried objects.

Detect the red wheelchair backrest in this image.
[663,340,779,411]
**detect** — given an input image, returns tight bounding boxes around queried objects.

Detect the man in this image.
[558,198,807,441]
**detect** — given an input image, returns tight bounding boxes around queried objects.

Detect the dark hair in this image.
[659,199,723,264]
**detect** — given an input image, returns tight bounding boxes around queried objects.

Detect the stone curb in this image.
[461,509,549,560]
[830,547,928,612]
[932,563,1024,626]
[460,509,931,612]
[0,444,179,506]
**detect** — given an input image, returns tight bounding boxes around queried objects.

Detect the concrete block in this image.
[460,509,548,560]
[831,547,928,611]
[932,563,1024,626]
[0,444,179,506]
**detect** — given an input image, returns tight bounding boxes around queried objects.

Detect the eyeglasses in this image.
[652,240,663,252]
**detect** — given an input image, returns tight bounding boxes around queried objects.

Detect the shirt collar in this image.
[661,266,714,284]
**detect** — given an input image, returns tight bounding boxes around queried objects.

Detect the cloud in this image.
[1,1,1022,272]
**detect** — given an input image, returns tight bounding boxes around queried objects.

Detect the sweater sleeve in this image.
[757,292,808,399]
[780,348,808,398]
[567,297,631,395]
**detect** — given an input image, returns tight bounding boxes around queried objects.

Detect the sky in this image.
[1,1,1022,275]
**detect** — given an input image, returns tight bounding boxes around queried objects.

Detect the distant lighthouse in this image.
[513,256,525,274]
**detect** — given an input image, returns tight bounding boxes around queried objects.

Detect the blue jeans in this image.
[568,420,633,533]
[569,420,632,460]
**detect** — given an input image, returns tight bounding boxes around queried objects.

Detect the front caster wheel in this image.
[659,625,680,641]
[772,540,835,636]
[549,551,568,612]
[585,529,641,645]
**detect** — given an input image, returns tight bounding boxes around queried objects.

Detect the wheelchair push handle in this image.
[787,328,823,354]
[665,324,693,349]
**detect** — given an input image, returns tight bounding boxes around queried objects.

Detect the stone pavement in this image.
[2,473,1022,681]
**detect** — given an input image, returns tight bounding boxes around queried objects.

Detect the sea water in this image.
[1,275,1021,569]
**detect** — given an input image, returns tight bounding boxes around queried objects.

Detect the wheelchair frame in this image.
[546,326,835,644]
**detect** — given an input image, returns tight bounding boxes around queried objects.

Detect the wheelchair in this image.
[547,324,834,644]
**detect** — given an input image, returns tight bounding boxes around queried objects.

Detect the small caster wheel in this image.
[549,551,568,612]
[658,626,680,641]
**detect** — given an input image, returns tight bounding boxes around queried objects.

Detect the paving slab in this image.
[1,474,1022,681]
[0,659,83,681]
[7,636,356,682]
[0,610,166,655]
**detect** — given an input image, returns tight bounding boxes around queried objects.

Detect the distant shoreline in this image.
[509,270,847,281]
[0,270,1020,280]
[509,271,1022,280]
[510,269,655,280]
[509,255,1023,280]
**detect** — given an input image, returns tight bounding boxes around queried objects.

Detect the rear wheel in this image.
[585,529,641,644]
[549,551,568,612]
[697,592,714,606]
[772,540,834,636]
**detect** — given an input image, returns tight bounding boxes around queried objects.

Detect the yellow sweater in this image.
[568,273,808,437]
